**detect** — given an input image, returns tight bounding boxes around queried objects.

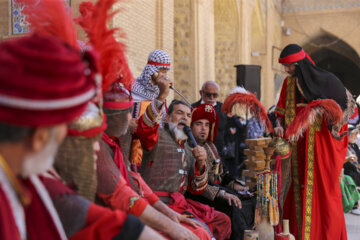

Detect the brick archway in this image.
[303,34,360,98]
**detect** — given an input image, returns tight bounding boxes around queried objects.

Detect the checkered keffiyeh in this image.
[132,49,171,100]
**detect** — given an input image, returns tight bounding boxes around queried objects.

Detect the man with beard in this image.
[192,81,227,157]
[76,1,206,238]
[274,44,354,240]
[0,33,156,240]
[187,103,257,240]
[137,93,232,239]
[49,102,162,240]
[96,80,208,240]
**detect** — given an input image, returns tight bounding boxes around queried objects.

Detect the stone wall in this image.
[173,0,193,101]
[214,0,238,101]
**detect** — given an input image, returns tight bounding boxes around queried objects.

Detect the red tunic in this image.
[275,77,348,240]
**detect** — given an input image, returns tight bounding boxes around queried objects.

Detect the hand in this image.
[223,192,242,208]
[230,127,236,135]
[191,146,207,170]
[346,155,358,162]
[233,182,249,192]
[156,75,173,102]
[129,118,138,134]
[168,223,200,240]
[138,226,166,240]
[274,126,284,137]
[167,210,203,229]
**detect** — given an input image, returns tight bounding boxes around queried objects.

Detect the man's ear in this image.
[28,127,50,152]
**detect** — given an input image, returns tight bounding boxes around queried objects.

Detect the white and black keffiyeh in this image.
[132,49,171,101]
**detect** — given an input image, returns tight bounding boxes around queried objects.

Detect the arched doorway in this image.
[304,34,360,98]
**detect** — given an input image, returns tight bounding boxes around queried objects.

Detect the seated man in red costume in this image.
[186,103,257,240]
[75,1,208,239]
[274,43,354,240]
[0,32,158,240]
[136,80,232,240]
[0,0,164,238]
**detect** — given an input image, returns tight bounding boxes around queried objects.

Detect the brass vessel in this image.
[268,137,291,158]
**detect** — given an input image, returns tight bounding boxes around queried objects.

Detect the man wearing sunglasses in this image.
[192,81,227,158]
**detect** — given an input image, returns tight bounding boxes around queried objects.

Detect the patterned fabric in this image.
[132,50,171,101]
[247,117,264,139]
[340,175,360,213]
[140,127,207,194]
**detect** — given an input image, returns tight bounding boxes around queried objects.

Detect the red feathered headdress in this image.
[191,104,219,143]
[76,0,134,93]
[285,99,342,142]
[222,87,273,134]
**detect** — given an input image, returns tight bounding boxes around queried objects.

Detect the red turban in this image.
[0,34,97,127]
[191,103,219,143]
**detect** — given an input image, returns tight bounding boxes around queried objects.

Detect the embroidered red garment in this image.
[276,77,348,240]
[164,192,231,240]
[0,187,22,240]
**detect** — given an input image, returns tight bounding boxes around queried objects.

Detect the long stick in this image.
[170,86,192,106]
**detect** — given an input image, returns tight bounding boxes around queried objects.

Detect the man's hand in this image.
[191,145,207,170]
[223,192,242,208]
[166,209,203,228]
[156,75,173,102]
[138,226,166,240]
[274,126,284,137]
[168,224,200,240]
[346,155,358,163]
[233,182,249,192]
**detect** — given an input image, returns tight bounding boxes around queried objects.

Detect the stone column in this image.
[191,0,215,102]
[263,0,274,108]
[235,0,255,64]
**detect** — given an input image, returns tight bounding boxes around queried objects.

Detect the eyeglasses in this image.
[202,91,218,98]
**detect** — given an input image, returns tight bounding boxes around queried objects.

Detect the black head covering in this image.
[279,44,347,111]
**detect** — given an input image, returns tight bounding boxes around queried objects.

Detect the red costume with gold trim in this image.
[275,44,354,240]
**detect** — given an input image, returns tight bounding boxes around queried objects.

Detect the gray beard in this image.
[21,129,59,177]
[168,122,188,141]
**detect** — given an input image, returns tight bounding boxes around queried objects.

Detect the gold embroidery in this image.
[296,78,306,99]
[303,116,321,240]
[285,77,302,240]
[275,106,285,115]
[129,196,140,209]
[0,155,30,206]
[296,103,308,107]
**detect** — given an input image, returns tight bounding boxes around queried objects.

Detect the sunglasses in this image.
[202,91,218,98]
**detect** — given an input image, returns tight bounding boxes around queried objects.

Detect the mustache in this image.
[177,120,189,126]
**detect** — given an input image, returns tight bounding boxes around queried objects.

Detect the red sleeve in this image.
[129,171,160,205]
[275,77,287,118]
[187,164,208,195]
[70,204,128,240]
[97,174,148,217]
[136,100,164,150]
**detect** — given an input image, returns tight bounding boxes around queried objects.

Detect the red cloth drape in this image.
[102,133,131,187]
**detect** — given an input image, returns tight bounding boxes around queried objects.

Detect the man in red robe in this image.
[274,44,354,240]
[0,33,157,240]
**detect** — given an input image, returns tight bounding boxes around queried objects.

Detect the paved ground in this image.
[345,213,360,240]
